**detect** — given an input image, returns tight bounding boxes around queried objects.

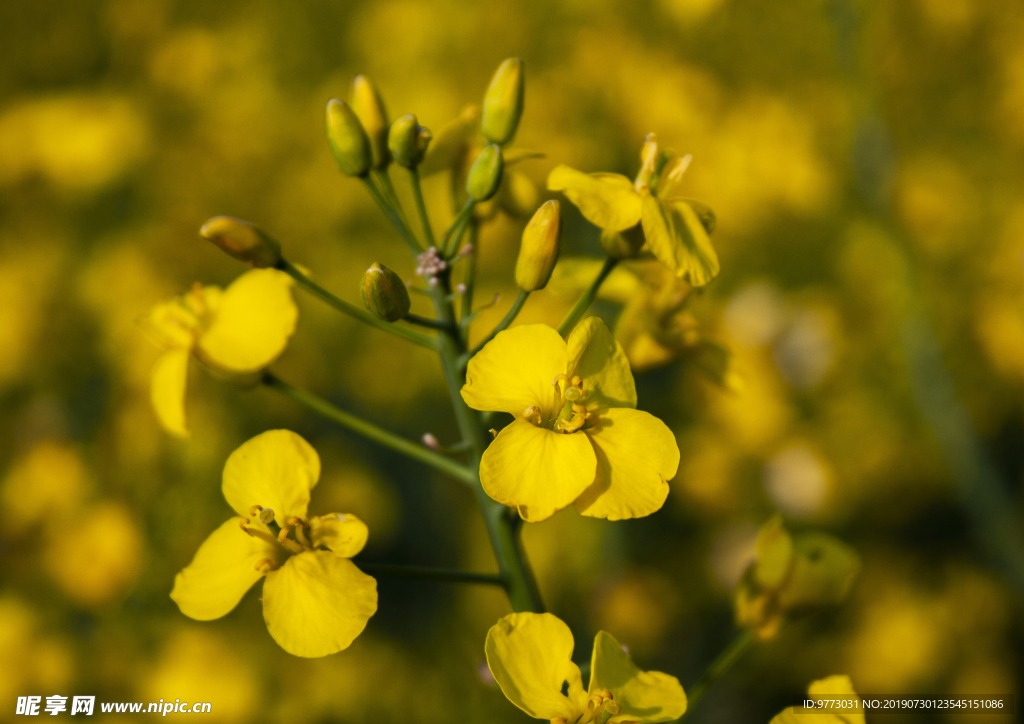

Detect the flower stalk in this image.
[557,257,618,336]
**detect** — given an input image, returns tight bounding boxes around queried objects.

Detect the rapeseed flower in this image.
[770,675,863,724]
[171,430,377,658]
[462,317,679,522]
[486,612,687,723]
[144,268,297,437]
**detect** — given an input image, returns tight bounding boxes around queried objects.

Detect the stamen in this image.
[522,405,542,425]
[254,558,278,573]
[489,428,498,438]
[276,526,305,554]
[239,517,252,534]
[249,505,263,516]
[293,524,312,550]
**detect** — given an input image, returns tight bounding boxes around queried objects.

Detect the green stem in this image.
[441,199,475,256]
[262,372,475,487]
[457,290,529,370]
[680,629,755,720]
[361,176,423,254]
[278,259,436,351]
[429,272,545,613]
[404,313,455,332]
[460,221,480,331]
[557,257,618,337]
[355,562,503,586]
[408,167,437,249]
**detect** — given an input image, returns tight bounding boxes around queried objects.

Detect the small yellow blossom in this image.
[770,675,864,724]
[171,430,377,658]
[462,317,680,522]
[486,612,687,723]
[548,134,719,286]
[143,268,298,437]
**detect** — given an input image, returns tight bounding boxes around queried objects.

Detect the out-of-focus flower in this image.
[1,441,90,536]
[45,501,143,606]
[735,516,860,639]
[549,134,719,285]
[772,308,837,389]
[593,571,680,656]
[770,675,863,724]
[0,597,73,707]
[486,612,687,723]
[462,318,679,521]
[764,442,831,519]
[171,430,377,658]
[142,268,297,437]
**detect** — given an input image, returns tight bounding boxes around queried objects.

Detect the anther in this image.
[552,373,570,387]
[277,526,304,554]
[571,375,582,387]
[286,516,310,530]
[239,518,253,535]
[522,405,542,425]
[249,505,263,516]
[254,558,277,573]
[489,428,498,438]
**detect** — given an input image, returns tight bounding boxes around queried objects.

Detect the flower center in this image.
[524,374,594,434]
[239,505,314,572]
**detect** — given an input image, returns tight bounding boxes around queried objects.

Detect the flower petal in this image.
[589,630,687,723]
[310,513,369,558]
[574,409,679,520]
[548,166,642,231]
[262,550,377,657]
[485,612,588,722]
[151,349,190,438]
[170,517,282,621]
[197,269,298,372]
[462,324,566,419]
[566,317,637,411]
[222,430,320,520]
[770,676,863,724]
[481,420,596,522]
[640,191,720,287]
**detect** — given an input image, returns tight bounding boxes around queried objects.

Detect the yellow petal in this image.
[640,192,720,286]
[755,515,794,589]
[170,517,282,621]
[589,630,687,723]
[480,420,596,522]
[777,534,860,609]
[485,612,588,722]
[548,165,642,231]
[262,550,377,657]
[770,676,863,724]
[151,349,190,438]
[574,409,679,520]
[310,513,369,558]
[566,317,637,411]
[221,430,320,520]
[197,268,298,372]
[462,324,566,418]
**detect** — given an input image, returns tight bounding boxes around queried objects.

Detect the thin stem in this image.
[557,257,619,337]
[457,290,530,370]
[404,313,455,332]
[680,629,755,720]
[460,221,480,332]
[356,562,504,586]
[361,176,423,254]
[262,372,475,487]
[278,260,436,351]
[408,167,437,249]
[441,199,475,257]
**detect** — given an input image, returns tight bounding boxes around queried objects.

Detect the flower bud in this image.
[466,144,504,202]
[515,200,561,291]
[199,216,281,268]
[325,98,371,177]
[482,58,525,145]
[361,263,411,322]
[351,75,390,169]
[388,114,433,168]
[599,224,646,259]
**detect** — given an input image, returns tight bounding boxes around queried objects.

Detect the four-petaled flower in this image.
[462,317,680,522]
[486,612,687,724]
[171,429,377,658]
[548,134,719,287]
[144,268,298,437]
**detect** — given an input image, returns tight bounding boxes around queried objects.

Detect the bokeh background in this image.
[1,0,1023,721]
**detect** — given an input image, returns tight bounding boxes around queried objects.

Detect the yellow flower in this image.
[548,134,719,286]
[462,317,680,522]
[170,430,377,658]
[770,675,864,724]
[486,612,687,724]
[144,268,298,437]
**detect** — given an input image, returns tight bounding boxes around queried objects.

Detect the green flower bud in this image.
[466,144,504,202]
[361,263,411,322]
[350,75,390,169]
[599,224,646,259]
[482,58,525,145]
[388,114,433,169]
[199,216,281,268]
[325,98,371,177]
[515,200,561,291]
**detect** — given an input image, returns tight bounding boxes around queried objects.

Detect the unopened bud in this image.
[361,263,411,322]
[388,114,433,168]
[467,144,504,202]
[515,201,561,291]
[325,98,371,177]
[599,224,645,260]
[199,216,281,268]
[351,75,390,169]
[482,58,525,145]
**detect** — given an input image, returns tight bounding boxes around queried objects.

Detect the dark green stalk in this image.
[361,176,423,254]
[679,629,755,721]
[355,562,503,586]
[408,167,437,249]
[460,221,480,330]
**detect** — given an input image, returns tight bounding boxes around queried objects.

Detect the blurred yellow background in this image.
[0,0,1021,721]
